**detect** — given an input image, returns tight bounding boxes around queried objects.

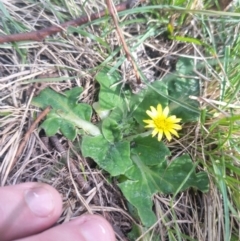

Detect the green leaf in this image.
[156,155,209,194]
[133,81,168,125]
[165,57,200,122]
[92,101,111,120]
[41,116,61,136]
[119,136,209,227]
[102,89,145,139]
[60,121,77,140]
[119,165,157,226]
[102,118,122,142]
[96,67,123,110]
[81,135,132,176]
[131,136,171,165]
[32,87,101,139]
[176,57,194,76]
[41,112,78,140]
[64,87,83,103]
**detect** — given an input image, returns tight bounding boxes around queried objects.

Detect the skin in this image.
[0,183,115,241]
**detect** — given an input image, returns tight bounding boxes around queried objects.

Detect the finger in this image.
[18,215,115,241]
[0,182,62,241]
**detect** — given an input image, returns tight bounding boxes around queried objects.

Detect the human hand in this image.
[0,182,115,241]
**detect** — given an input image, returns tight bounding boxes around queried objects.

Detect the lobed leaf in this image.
[95,67,123,110]
[81,135,132,176]
[119,136,209,227]
[102,117,122,142]
[165,57,200,122]
[32,87,100,139]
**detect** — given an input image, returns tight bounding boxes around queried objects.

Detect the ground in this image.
[0,0,240,240]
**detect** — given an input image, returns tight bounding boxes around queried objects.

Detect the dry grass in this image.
[0,0,239,240]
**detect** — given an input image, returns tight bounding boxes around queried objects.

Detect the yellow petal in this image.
[157,104,163,115]
[152,128,158,137]
[173,118,182,123]
[163,106,169,117]
[146,109,157,119]
[164,130,172,141]
[150,106,158,117]
[145,123,155,128]
[169,128,179,137]
[150,106,157,112]
[143,119,154,124]
[167,115,181,123]
[172,124,182,130]
[157,130,163,141]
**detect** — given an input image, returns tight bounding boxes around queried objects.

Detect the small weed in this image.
[1,0,240,240]
[32,59,210,227]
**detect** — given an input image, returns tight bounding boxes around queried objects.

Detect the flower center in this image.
[154,117,168,130]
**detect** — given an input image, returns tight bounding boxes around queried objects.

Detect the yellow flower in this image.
[143,104,182,142]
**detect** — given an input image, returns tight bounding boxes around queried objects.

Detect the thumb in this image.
[19,214,116,241]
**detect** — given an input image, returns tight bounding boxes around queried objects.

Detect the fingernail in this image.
[24,187,54,217]
[78,216,115,241]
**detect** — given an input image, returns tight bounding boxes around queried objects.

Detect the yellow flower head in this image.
[143,104,182,142]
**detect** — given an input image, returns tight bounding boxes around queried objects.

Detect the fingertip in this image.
[24,182,63,218]
[73,215,116,241]
[21,214,116,241]
[0,182,62,241]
